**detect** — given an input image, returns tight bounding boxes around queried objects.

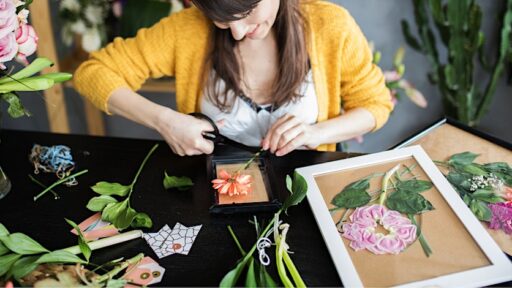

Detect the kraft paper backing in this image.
[314,157,490,287]
[216,162,269,205]
[410,124,512,255]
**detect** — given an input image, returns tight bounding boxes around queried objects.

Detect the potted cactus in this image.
[402,0,512,126]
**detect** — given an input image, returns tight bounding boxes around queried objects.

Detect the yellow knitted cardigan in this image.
[74,1,393,151]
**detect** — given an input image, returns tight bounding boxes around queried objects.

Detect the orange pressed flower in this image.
[212,169,253,196]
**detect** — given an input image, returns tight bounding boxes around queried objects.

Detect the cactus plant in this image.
[402,0,512,126]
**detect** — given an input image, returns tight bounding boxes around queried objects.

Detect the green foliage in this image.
[91,182,131,197]
[331,180,371,209]
[386,190,434,214]
[402,0,512,125]
[282,171,308,213]
[163,172,194,190]
[65,219,92,263]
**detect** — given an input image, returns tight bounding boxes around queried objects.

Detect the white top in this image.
[200,70,318,147]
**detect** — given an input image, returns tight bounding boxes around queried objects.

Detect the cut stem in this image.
[227,225,247,256]
[34,169,88,201]
[408,214,432,257]
[29,174,60,199]
[379,164,401,205]
[129,144,159,194]
[93,253,144,284]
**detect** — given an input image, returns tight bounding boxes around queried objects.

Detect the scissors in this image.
[189,113,263,154]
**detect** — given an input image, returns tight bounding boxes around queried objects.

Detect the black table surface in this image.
[1,129,511,287]
[0,129,358,286]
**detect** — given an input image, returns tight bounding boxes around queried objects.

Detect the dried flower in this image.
[212,169,253,197]
[488,202,512,234]
[342,204,417,255]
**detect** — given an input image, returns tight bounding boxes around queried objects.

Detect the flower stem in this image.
[379,164,401,205]
[129,144,159,195]
[408,214,432,257]
[227,225,247,256]
[93,253,144,284]
[34,169,88,201]
[29,174,60,199]
[237,150,263,173]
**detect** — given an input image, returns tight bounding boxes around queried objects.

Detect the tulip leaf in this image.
[91,181,131,196]
[65,219,91,263]
[0,57,53,84]
[0,233,49,255]
[11,255,40,280]
[0,254,21,277]
[0,223,9,237]
[36,250,87,264]
[163,172,194,190]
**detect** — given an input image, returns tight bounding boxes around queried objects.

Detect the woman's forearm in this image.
[106,87,175,131]
[313,107,376,145]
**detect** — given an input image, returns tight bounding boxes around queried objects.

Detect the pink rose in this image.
[350,204,385,222]
[0,31,17,68]
[394,224,417,244]
[0,0,17,39]
[15,23,37,64]
[371,236,406,255]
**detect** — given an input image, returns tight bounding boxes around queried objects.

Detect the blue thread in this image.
[29,144,77,186]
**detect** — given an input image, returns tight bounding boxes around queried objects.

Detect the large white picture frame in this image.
[296,146,512,288]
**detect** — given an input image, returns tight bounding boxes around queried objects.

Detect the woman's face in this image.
[213,0,280,41]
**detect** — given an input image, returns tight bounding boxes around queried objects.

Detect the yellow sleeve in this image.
[73,16,177,114]
[339,14,394,131]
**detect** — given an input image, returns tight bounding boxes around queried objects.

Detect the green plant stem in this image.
[28,174,60,199]
[94,253,144,284]
[33,169,88,201]
[408,214,432,257]
[379,165,401,205]
[282,252,306,288]
[433,160,451,168]
[129,144,159,196]
[227,225,246,256]
[238,150,263,172]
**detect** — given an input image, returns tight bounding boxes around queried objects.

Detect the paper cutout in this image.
[143,223,202,259]
[123,256,165,287]
[71,213,119,241]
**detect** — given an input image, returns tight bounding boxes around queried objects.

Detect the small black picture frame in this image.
[207,153,281,214]
[390,117,512,150]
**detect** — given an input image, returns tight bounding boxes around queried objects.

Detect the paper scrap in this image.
[143,223,202,259]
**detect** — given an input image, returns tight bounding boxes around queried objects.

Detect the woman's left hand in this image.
[262,114,319,156]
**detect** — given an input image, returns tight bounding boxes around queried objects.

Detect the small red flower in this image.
[212,169,253,196]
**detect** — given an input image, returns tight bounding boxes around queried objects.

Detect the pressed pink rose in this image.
[0,31,17,68]
[0,0,17,39]
[342,204,418,255]
[15,23,37,64]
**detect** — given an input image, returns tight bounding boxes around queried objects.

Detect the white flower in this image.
[14,0,24,7]
[60,0,81,12]
[61,24,74,46]
[81,28,101,52]
[70,20,86,34]
[84,5,104,25]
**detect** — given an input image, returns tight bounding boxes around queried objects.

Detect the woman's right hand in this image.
[156,109,215,156]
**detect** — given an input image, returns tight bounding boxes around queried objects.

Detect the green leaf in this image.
[448,152,479,166]
[386,190,434,214]
[282,171,308,213]
[285,175,292,192]
[11,255,39,280]
[331,188,371,209]
[1,93,30,118]
[472,190,504,203]
[0,242,9,256]
[257,264,277,288]
[0,233,49,255]
[470,200,492,221]
[0,77,55,93]
[102,199,137,230]
[396,180,433,193]
[446,172,472,191]
[0,58,53,84]
[163,172,194,190]
[36,250,87,264]
[106,279,128,288]
[131,212,153,228]
[219,257,250,287]
[0,223,8,237]
[495,172,512,186]
[345,179,370,191]
[86,195,118,212]
[483,162,512,174]
[65,219,91,263]
[0,254,21,277]
[462,164,488,176]
[91,182,131,196]
[245,259,257,288]
[463,194,472,206]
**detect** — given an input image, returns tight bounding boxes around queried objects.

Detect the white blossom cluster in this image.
[469,173,503,192]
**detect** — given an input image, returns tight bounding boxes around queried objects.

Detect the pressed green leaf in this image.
[65,219,91,263]
[483,162,512,174]
[448,152,479,166]
[462,164,488,176]
[386,191,434,214]
[446,172,472,191]
[245,259,257,288]
[86,195,118,212]
[0,254,21,277]
[282,171,308,213]
[131,212,153,229]
[471,190,504,204]
[0,233,49,255]
[163,172,194,190]
[396,180,433,193]
[463,194,472,206]
[331,188,371,209]
[345,179,370,191]
[1,93,30,118]
[0,223,8,237]
[36,250,87,264]
[495,172,512,186]
[470,200,492,222]
[11,255,39,280]
[102,199,137,230]
[91,181,131,196]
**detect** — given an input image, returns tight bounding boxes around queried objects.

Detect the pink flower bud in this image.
[15,23,38,65]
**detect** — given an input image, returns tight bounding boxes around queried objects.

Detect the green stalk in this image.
[33,169,88,201]
[0,58,53,84]
[238,150,262,172]
[379,164,401,205]
[93,253,144,284]
[227,225,246,256]
[282,252,306,288]
[29,174,60,199]
[408,214,432,257]
[129,144,159,196]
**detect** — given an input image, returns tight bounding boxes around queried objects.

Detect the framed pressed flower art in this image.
[296,146,512,287]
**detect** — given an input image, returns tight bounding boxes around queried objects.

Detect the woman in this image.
[74,0,393,156]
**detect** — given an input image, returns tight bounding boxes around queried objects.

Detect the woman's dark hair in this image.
[193,0,309,111]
